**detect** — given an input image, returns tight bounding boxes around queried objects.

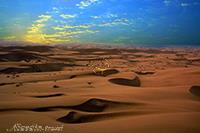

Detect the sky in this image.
[0,0,200,47]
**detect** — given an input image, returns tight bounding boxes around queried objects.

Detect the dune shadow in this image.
[109,76,141,87]
[31,93,64,98]
[0,52,43,62]
[134,71,155,75]
[189,86,200,97]
[0,83,15,86]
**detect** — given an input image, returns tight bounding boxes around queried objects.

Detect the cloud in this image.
[76,0,100,9]
[52,24,94,31]
[105,13,118,18]
[163,0,193,7]
[3,36,16,40]
[91,13,118,19]
[25,13,98,44]
[52,7,60,14]
[180,2,200,7]
[91,16,101,19]
[35,15,52,23]
[163,0,171,6]
[180,3,190,7]
[99,18,131,27]
[56,29,98,37]
[60,14,77,19]
[42,30,98,43]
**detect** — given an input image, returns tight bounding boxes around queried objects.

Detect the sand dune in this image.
[57,110,149,124]
[0,98,135,112]
[0,46,200,133]
[68,98,135,112]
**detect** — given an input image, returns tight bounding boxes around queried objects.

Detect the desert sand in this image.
[0,46,200,133]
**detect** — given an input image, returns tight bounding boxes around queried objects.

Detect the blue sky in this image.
[0,0,200,47]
